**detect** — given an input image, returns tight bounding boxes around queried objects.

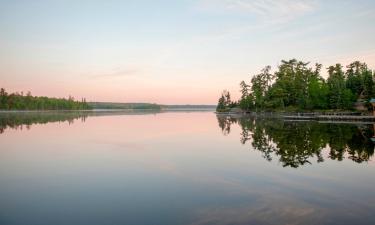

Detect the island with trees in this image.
[217,59,375,114]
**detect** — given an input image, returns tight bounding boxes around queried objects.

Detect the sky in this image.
[1,0,375,104]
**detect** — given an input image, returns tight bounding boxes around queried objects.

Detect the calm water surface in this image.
[0,111,374,225]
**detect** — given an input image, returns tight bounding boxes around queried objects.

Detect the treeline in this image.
[217,59,375,112]
[88,102,161,110]
[0,88,91,110]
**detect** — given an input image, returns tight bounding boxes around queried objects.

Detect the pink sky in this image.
[1,0,375,104]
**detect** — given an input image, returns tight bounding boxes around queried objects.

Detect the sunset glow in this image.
[1,0,375,104]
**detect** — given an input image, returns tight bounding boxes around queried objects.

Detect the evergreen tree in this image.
[216,94,226,112]
[327,64,353,109]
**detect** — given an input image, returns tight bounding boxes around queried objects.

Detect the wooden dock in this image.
[283,115,375,122]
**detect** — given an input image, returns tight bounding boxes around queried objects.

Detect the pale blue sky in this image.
[1,0,375,104]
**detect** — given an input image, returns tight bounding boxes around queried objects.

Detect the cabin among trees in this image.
[217,59,375,113]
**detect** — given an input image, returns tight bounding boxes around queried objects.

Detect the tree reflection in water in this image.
[217,115,374,168]
[0,112,89,134]
[0,110,162,134]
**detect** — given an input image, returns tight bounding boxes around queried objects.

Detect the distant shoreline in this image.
[0,107,216,113]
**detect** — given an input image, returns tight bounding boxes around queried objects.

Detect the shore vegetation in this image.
[217,59,374,113]
[0,88,91,110]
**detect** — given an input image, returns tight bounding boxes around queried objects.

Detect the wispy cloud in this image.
[89,68,140,79]
[200,0,316,21]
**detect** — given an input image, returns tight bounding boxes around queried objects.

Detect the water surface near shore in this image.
[0,111,374,225]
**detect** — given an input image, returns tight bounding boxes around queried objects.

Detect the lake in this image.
[0,111,374,225]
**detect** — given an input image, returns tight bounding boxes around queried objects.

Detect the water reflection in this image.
[1,112,374,225]
[0,112,88,133]
[0,110,162,134]
[217,115,375,167]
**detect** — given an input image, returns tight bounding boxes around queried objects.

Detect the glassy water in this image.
[0,111,374,225]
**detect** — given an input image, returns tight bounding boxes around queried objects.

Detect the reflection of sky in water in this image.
[0,112,374,225]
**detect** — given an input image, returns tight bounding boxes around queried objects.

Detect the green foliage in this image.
[327,64,352,109]
[249,65,274,111]
[239,94,254,111]
[216,93,226,112]
[216,90,235,112]
[306,77,329,109]
[217,59,375,112]
[0,88,91,110]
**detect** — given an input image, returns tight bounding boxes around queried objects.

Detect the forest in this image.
[0,88,91,110]
[217,59,375,112]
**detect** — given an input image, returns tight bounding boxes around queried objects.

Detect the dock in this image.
[283,115,375,122]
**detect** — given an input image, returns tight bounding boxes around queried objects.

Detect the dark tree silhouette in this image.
[216,115,375,168]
